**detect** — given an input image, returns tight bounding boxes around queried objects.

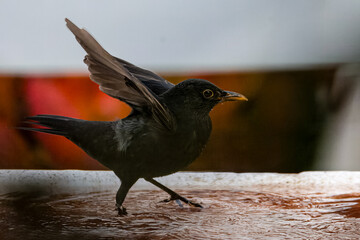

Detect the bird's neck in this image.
[160,98,213,122]
[167,103,211,126]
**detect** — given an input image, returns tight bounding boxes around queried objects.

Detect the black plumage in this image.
[21,19,247,215]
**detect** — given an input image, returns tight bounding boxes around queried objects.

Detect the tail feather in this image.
[17,127,67,136]
[20,115,79,137]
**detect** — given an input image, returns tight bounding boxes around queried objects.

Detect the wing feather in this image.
[65,18,175,130]
[113,57,174,95]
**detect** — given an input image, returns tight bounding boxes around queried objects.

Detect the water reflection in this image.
[1,189,360,239]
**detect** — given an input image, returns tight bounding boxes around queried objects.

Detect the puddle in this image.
[1,189,360,239]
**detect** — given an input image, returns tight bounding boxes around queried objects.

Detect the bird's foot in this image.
[161,194,203,208]
[116,204,128,216]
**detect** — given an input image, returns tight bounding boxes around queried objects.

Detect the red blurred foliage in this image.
[0,77,32,168]
[0,68,336,172]
[24,76,131,169]
[0,75,131,169]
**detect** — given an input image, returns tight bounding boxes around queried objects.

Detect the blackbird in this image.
[21,19,247,215]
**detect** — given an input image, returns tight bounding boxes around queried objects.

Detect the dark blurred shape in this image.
[0,67,344,172]
[315,64,360,170]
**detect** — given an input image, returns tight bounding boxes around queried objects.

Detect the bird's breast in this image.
[112,115,212,179]
[139,117,212,177]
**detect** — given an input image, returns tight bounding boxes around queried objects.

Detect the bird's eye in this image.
[202,89,214,99]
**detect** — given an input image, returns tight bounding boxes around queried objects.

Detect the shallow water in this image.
[1,189,360,239]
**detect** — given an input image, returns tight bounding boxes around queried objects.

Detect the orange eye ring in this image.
[202,89,214,99]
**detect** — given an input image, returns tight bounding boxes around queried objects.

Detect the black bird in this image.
[20,19,247,215]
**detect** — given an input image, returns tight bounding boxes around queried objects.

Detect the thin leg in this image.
[145,178,203,208]
[116,179,137,215]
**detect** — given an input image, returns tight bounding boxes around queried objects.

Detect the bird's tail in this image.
[18,115,81,137]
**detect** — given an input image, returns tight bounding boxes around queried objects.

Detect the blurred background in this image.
[0,0,359,172]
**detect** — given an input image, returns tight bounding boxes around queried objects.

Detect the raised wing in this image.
[113,57,174,95]
[65,18,175,131]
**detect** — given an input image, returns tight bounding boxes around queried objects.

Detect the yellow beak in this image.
[222,91,248,102]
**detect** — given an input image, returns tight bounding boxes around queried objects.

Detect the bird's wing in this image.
[65,18,175,131]
[113,57,174,95]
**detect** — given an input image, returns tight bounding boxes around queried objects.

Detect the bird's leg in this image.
[115,179,137,215]
[145,178,203,208]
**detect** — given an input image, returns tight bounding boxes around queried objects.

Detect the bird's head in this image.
[161,79,247,118]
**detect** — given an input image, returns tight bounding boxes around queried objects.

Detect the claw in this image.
[146,178,203,209]
[175,199,183,208]
[159,194,203,208]
[188,201,203,208]
[116,204,128,216]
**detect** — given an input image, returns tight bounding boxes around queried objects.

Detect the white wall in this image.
[0,0,359,73]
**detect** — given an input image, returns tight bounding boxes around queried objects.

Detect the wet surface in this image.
[1,189,360,239]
